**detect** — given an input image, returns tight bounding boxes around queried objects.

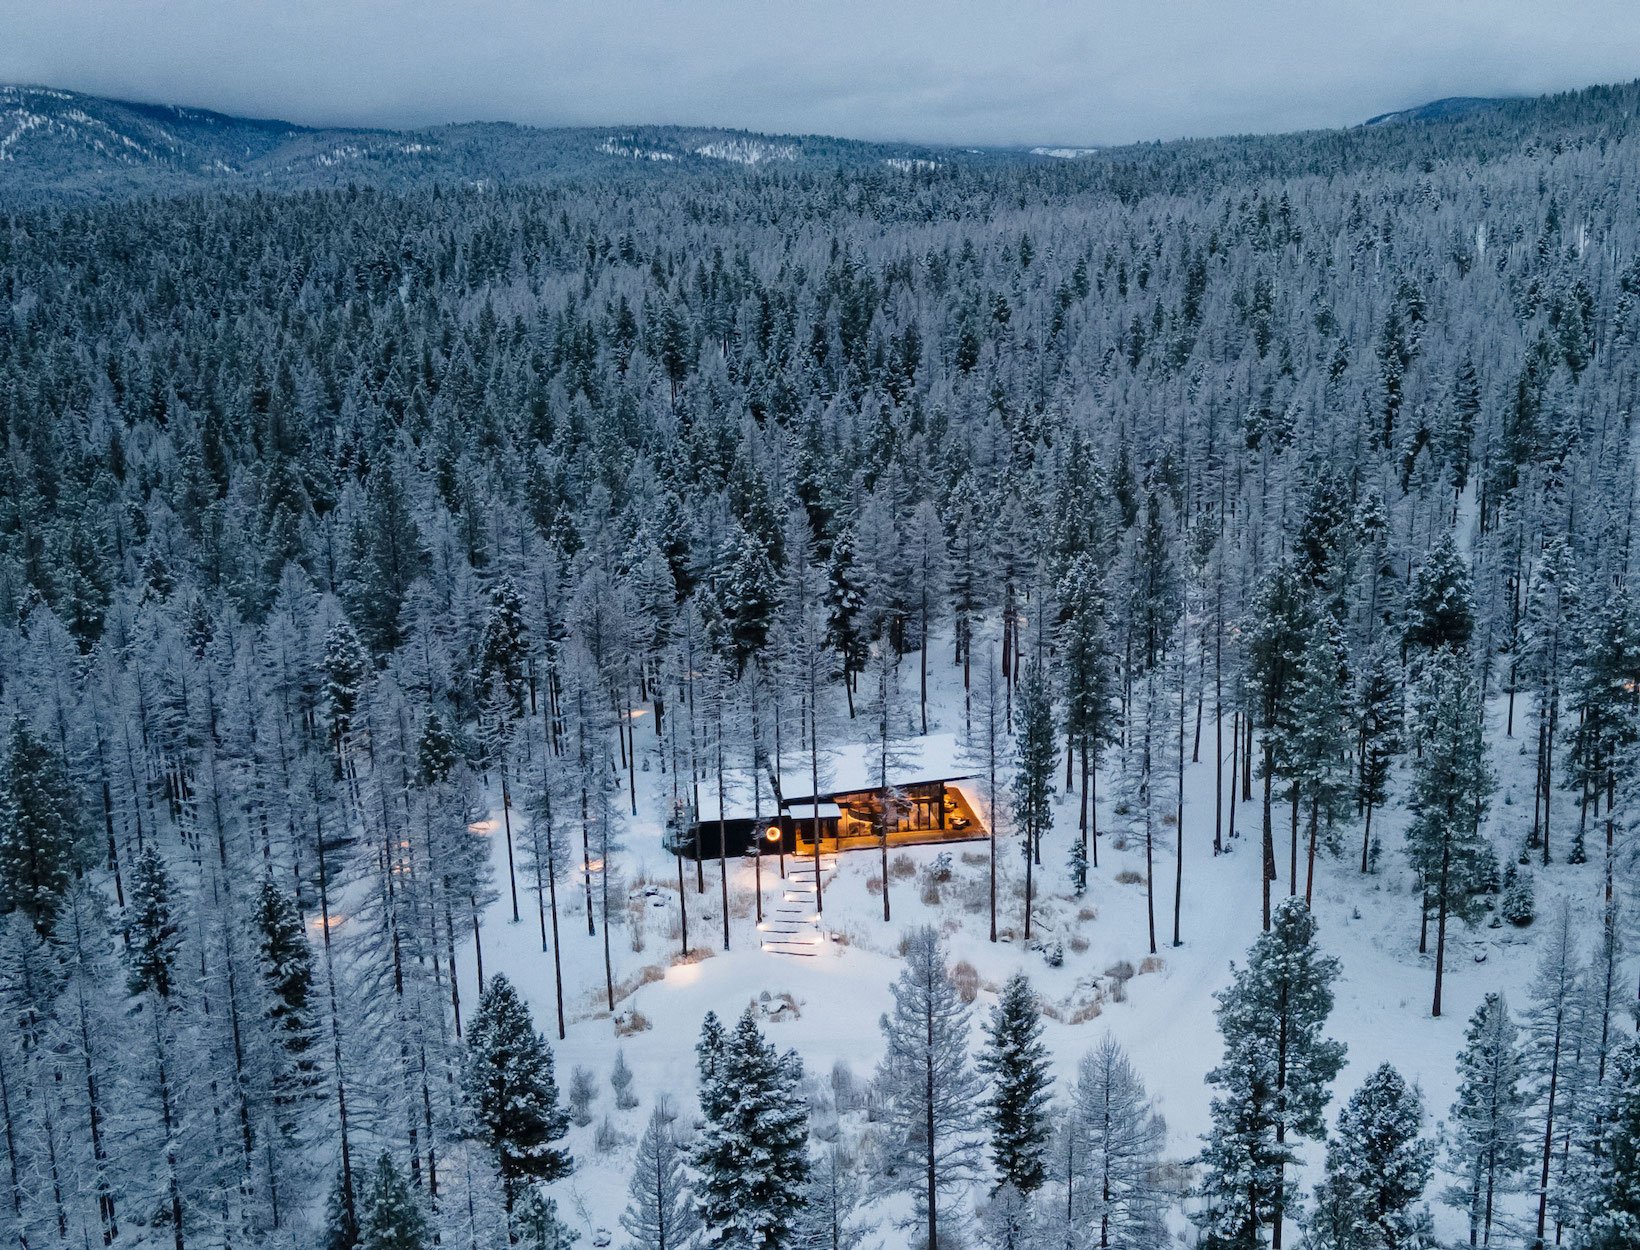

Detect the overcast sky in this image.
[3,1,1639,147]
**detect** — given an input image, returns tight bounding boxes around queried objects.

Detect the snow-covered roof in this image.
[785,802,841,820]
[777,732,972,802]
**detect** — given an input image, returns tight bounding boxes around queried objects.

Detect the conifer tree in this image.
[517,1187,580,1250]
[979,972,1054,1195]
[1195,898,1345,1250]
[1246,561,1313,930]
[692,1006,809,1249]
[1403,535,1475,658]
[1445,992,1530,1248]
[876,926,983,1250]
[1071,1036,1167,1250]
[322,1164,361,1250]
[1012,656,1056,940]
[358,1153,429,1250]
[1404,647,1492,1016]
[0,717,81,936]
[1305,1064,1433,1250]
[462,974,572,1211]
[791,1141,869,1250]
[623,1100,696,1250]
[1570,1038,1640,1249]
[1354,640,1402,874]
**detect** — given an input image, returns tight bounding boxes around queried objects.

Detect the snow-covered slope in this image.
[440,623,1619,1248]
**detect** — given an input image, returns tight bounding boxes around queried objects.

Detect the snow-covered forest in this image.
[0,76,1639,1250]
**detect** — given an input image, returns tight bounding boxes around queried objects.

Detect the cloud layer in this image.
[4,1,1639,146]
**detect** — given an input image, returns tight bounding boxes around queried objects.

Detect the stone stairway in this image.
[759,853,837,957]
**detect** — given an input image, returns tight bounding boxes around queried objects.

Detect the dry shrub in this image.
[1115,869,1145,885]
[1069,934,1090,955]
[890,854,917,880]
[866,875,883,896]
[920,878,942,906]
[1110,979,1127,1003]
[951,960,980,1004]
[1111,835,1130,851]
[676,946,715,966]
[960,851,988,867]
[614,1009,651,1037]
[1077,906,1098,923]
[611,963,667,1006]
[1104,960,1137,982]
[1066,999,1103,1025]
[1039,1001,1064,1023]
[1139,955,1165,975]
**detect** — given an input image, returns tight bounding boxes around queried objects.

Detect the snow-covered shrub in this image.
[569,1065,597,1126]
[611,1050,638,1109]
[1501,863,1535,926]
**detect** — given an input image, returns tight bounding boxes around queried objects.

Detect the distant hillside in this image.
[4,79,1639,206]
[1362,95,1510,127]
[0,84,968,203]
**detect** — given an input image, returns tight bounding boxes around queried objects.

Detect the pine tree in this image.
[1523,903,1583,1249]
[1354,639,1402,874]
[125,844,180,998]
[322,1164,361,1250]
[1195,898,1345,1250]
[1445,992,1530,1248]
[979,972,1054,1194]
[518,1187,580,1250]
[791,1141,869,1250]
[478,575,530,713]
[253,872,316,1106]
[1245,561,1314,930]
[1403,535,1475,658]
[358,1153,428,1250]
[1403,647,1492,1016]
[1071,1036,1167,1250]
[0,717,81,936]
[323,619,372,748]
[1571,1038,1640,1249]
[1288,614,1348,905]
[462,974,572,1210]
[1013,656,1056,940]
[1305,1064,1433,1250]
[876,925,983,1250]
[691,1006,809,1249]
[623,1100,697,1250]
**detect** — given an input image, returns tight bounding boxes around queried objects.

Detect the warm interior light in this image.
[765,826,781,842]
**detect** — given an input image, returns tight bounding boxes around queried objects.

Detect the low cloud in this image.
[3,0,1638,146]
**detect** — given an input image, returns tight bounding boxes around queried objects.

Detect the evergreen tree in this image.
[1570,1038,1640,1249]
[518,1187,580,1250]
[1013,656,1057,940]
[253,872,316,1101]
[1071,1036,1167,1250]
[1288,614,1348,905]
[1195,898,1345,1250]
[462,974,572,1210]
[479,575,530,713]
[979,972,1054,1194]
[691,1006,809,1250]
[623,1100,697,1250]
[322,1164,361,1250]
[1305,1064,1433,1250]
[791,1142,869,1250]
[358,1153,428,1250]
[0,717,80,936]
[125,844,180,999]
[1403,535,1474,657]
[1445,992,1530,1248]
[876,925,983,1250]
[1403,648,1492,1017]
[1354,640,1402,874]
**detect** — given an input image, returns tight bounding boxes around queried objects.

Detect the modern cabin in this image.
[670,734,988,860]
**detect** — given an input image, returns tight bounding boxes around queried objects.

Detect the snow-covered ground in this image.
[451,631,1620,1247]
